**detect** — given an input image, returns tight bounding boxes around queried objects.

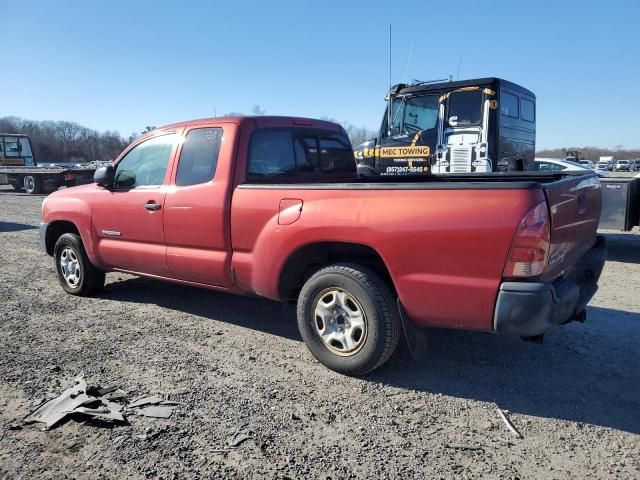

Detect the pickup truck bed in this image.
[39,116,605,375]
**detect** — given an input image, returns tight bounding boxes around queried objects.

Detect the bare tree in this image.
[251,105,266,116]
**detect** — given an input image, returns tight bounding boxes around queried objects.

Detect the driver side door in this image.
[91,131,181,276]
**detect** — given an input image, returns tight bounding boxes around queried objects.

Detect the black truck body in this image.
[354,77,536,175]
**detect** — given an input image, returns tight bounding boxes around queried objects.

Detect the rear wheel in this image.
[297,264,400,375]
[23,175,42,195]
[54,233,105,296]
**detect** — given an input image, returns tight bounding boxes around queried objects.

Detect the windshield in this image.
[402,95,438,133]
[447,90,483,127]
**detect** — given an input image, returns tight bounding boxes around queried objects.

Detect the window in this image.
[403,95,439,133]
[535,161,564,172]
[447,90,483,126]
[247,129,355,181]
[3,137,21,157]
[248,130,296,179]
[388,98,403,136]
[319,136,355,174]
[501,92,519,118]
[521,98,535,122]
[176,128,223,186]
[114,134,175,188]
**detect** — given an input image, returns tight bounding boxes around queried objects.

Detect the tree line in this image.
[0,116,129,163]
[28,111,640,164]
[536,146,640,160]
[1,109,377,164]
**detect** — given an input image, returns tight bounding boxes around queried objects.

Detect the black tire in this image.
[23,175,42,194]
[54,233,105,296]
[297,264,401,375]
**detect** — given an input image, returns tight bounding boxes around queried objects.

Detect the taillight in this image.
[64,174,74,182]
[503,201,550,278]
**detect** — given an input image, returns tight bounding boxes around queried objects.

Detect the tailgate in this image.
[543,173,602,281]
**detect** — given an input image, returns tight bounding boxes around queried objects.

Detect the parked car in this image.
[596,160,610,172]
[615,160,630,171]
[40,116,606,375]
[578,160,595,169]
[630,159,640,171]
[535,158,609,177]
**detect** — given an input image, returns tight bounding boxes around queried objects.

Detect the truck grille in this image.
[450,147,472,173]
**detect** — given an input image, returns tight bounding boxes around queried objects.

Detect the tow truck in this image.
[354,77,536,175]
[0,133,100,194]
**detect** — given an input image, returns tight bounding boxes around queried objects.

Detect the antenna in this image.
[387,24,392,134]
[389,24,392,89]
[456,53,463,80]
[402,41,414,84]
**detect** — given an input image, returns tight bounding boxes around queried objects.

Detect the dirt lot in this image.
[1,185,639,479]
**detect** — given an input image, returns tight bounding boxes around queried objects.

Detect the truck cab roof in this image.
[389,77,535,98]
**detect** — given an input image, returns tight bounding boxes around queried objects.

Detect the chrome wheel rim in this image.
[312,288,367,356]
[60,247,81,288]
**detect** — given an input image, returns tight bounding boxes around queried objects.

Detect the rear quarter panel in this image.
[231,185,544,331]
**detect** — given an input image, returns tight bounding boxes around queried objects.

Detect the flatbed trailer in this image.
[0,165,98,194]
[0,132,99,194]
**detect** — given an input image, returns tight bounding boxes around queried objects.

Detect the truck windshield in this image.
[447,90,483,127]
[402,95,438,133]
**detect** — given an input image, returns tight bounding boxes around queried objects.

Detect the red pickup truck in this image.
[40,116,606,375]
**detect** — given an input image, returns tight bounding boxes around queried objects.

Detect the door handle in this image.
[144,201,161,211]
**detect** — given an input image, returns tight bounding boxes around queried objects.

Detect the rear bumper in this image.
[494,235,606,337]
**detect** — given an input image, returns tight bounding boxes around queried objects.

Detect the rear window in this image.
[247,129,355,181]
[447,90,483,126]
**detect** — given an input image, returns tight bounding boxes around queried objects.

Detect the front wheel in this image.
[54,233,105,296]
[297,264,401,375]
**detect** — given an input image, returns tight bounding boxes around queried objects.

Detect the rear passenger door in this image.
[163,125,234,286]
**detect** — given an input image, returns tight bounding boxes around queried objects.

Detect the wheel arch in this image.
[278,241,396,303]
[44,220,81,256]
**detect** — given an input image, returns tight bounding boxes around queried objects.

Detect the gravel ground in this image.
[0,185,639,479]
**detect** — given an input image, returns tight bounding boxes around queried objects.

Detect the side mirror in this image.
[94,165,115,188]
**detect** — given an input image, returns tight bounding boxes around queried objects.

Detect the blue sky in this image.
[2,0,639,149]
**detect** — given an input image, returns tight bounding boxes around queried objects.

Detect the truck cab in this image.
[354,78,536,175]
[0,134,35,166]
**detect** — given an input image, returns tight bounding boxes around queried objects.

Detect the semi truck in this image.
[354,77,536,175]
[40,115,604,375]
[0,133,99,194]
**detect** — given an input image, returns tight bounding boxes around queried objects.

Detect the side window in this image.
[388,98,403,136]
[176,128,223,186]
[247,130,295,179]
[521,98,535,122]
[115,134,175,188]
[501,92,519,118]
